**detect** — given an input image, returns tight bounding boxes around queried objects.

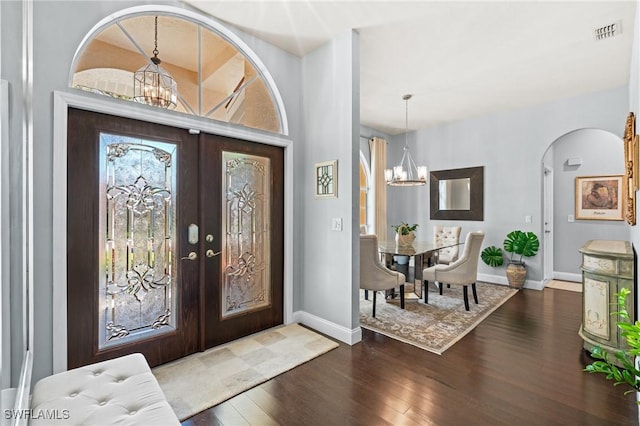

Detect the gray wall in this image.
[388,86,628,284]
[1,0,25,386]
[300,30,360,330]
[548,129,626,276]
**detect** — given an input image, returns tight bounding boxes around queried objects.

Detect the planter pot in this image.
[506,262,527,289]
[395,232,415,246]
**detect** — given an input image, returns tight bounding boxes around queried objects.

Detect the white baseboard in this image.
[291,311,362,345]
[553,272,581,283]
[478,273,544,291]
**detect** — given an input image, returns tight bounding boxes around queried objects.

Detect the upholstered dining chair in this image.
[360,234,405,317]
[433,225,462,265]
[422,231,485,311]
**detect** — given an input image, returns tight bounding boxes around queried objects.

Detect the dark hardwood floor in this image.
[184,288,638,425]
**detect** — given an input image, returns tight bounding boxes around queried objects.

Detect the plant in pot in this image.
[391,222,418,247]
[480,230,540,289]
[584,288,640,400]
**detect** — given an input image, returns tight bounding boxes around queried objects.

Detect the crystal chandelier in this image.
[385,94,427,186]
[133,16,178,109]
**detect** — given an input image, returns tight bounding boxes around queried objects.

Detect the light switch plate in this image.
[331,217,343,231]
[568,214,575,222]
[525,215,532,223]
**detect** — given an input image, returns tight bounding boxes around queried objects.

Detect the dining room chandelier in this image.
[385,94,427,186]
[133,16,178,109]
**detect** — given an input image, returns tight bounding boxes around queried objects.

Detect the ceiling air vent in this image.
[594,21,621,41]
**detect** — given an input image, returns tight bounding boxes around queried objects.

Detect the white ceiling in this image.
[185,1,637,135]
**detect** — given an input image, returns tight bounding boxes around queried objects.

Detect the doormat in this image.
[546,280,582,293]
[152,323,339,421]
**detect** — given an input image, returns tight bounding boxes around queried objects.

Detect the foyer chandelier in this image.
[133,16,178,109]
[385,94,427,186]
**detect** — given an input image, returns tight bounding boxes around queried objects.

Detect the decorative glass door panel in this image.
[221,152,271,318]
[99,134,177,348]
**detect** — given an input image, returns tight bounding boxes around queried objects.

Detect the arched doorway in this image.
[541,128,625,285]
[53,5,292,371]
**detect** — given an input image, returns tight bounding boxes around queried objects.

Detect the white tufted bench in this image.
[29,353,179,425]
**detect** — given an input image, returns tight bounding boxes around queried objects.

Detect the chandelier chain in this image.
[153,16,159,58]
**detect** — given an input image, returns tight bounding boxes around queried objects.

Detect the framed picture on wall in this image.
[575,175,625,221]
[315,160,338,198]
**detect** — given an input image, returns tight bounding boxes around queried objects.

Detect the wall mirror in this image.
[430,166,484,221]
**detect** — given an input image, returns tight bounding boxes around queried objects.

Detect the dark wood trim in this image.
[430,166,484,221]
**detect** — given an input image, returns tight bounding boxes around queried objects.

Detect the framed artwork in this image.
[315,160,338,198]
[623,112,638,225]
[575,175,625,221]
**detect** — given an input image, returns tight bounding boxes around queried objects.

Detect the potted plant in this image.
[391,222,418,247]
[584,288,640,398]
[480,230,540,289]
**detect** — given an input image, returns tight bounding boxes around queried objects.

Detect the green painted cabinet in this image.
[578,240,635,364]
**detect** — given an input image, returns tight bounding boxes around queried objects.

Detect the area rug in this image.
[546,279,582,292]
[152,323,339,421]
[360,282,517,354]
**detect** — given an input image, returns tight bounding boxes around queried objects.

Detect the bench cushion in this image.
[30,353,179,425]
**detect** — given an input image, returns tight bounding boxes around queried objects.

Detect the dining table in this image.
[377,239,463,301]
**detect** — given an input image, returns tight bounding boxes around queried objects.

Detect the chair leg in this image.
[463,285,469,311]
[364,289,369,300]
[472,282,478,305]
[400,284,405,309]
[372,291,377,317]
[439,282,443,295]
[423,280,429,304]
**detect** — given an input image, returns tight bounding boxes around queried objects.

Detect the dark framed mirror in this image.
[430,166,484,221]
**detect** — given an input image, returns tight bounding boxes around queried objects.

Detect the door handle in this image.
[206,249,221,258]
[181,252,198,260]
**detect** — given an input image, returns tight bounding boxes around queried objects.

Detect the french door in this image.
[67,108,283,369]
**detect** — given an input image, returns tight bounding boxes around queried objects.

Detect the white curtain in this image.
[369,137,388,240]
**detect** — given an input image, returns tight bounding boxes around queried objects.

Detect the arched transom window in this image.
[71,13,282,134]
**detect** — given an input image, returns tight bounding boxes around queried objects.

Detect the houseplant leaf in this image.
[481,246,504,267]
[503,230,524,259]
[503,230,539,262]
[519,231,540,258]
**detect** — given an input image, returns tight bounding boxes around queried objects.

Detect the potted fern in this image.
[481,230,540,289]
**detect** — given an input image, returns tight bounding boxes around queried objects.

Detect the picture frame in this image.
[575,175,625,221]
[315,160,338,198]
[623,112,638,225]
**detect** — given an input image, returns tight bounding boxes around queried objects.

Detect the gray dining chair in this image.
[422,231,485,310]
[360,234,405,317]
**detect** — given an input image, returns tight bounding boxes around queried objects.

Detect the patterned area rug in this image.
[153,323,339,421]
[360,282,517,354]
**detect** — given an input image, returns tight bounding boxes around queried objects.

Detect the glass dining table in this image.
[377,239,463,300]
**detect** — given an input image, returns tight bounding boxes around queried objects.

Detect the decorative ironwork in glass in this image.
[98,133,177,348]
[221,152,271,318]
